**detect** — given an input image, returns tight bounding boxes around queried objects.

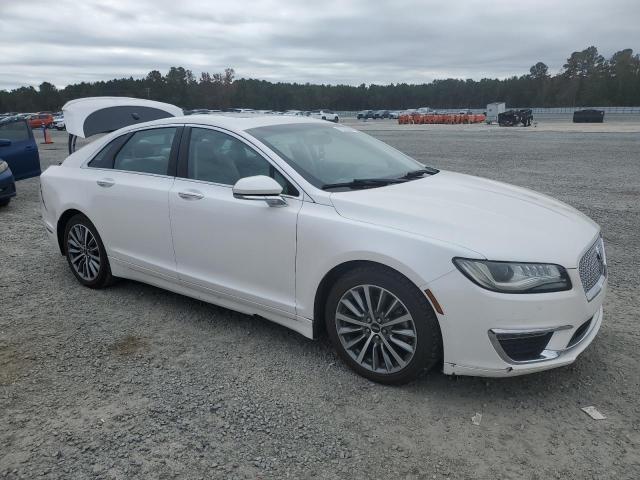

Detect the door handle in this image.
[25,145,36,151]
[178,191,204,200]
[97,179,115,188]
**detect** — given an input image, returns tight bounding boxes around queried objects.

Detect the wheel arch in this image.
[56,208,89,255]
[312,259,441,339]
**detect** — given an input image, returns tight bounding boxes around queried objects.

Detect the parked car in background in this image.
[374,110,390,119]
[0,159,16,207]
[357,110,375,119]
[309,110,339,122]
[53,114,66,130]
[28,113,54,129]
[389,111,401,119]
[185,109,210,115]
[0,116,41,180]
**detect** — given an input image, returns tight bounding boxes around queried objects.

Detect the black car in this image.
[356,110,375,119]
[374,110,390,119]
[573,109,605,123]
[498,109,533,127]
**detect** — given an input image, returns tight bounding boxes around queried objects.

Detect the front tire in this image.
[64,214,114,288]
[325,265,442,385]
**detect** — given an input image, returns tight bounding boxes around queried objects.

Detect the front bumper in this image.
[428,267,606,377]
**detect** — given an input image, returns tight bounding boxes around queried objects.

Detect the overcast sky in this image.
[1,0,638,91]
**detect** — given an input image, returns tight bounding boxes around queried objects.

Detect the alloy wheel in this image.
[335,284,417,374]
[67,224,101,281]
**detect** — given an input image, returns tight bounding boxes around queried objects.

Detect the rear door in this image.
[82,126,182,279]
[0,120,41,180]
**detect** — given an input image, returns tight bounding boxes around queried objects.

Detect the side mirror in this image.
[0,139,11,147]
[232,175,287,207]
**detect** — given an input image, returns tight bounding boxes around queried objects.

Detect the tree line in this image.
[1,46,639,113]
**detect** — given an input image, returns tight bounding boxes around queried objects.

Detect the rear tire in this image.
[325,265,442,385]
[0,198,10,207]
[63,214,115,289]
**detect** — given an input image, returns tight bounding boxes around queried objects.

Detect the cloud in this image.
[0,0,638,90]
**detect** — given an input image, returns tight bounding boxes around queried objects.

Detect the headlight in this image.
[0,161,8,173]
[453,258,571,293]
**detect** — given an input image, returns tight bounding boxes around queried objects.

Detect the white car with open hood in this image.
[40,104,606,384]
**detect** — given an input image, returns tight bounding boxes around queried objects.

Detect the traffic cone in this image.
[42,126,53,144]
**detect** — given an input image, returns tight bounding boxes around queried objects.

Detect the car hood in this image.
[330,171,599,268]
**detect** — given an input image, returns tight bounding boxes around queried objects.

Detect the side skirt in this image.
[110,258,314,339]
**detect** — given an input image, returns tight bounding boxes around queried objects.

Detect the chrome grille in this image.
[579,238,606,297]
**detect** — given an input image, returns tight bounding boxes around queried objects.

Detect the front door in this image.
[169,127,302,314]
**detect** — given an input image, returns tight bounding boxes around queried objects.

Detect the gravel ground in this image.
[1,119,639,479]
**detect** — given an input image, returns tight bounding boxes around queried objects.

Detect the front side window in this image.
[247,123,426,188]
[113,127,176,175]
[187,128,298,195]
[0,121,29,142]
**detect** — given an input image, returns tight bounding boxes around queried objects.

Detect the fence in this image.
[336,106,640,118]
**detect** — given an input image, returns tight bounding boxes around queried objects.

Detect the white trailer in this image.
[486,102,506,124]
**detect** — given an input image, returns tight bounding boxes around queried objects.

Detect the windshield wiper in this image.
[399,167,439,179]
[321,177,407,190]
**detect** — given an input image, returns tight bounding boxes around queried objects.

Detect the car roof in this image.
[135,113,329,132]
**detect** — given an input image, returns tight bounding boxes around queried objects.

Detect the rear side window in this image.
[87,143,114,169]
[0,121,29,142]
[114,128,176,175]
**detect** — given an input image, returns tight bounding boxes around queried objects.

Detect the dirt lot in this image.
[1,118,639,479]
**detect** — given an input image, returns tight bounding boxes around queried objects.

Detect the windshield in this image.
[247,123,430,189]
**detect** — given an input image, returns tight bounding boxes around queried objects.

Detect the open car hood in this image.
[62,97,183,138]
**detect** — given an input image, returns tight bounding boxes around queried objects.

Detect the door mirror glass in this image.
[0,139,11,147]
[233,175,283,197]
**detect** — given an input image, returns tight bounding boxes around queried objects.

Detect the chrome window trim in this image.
[79,166,176,180]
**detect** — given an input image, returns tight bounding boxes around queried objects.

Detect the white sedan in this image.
[40,114,606,384]
[308,110,339,123]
